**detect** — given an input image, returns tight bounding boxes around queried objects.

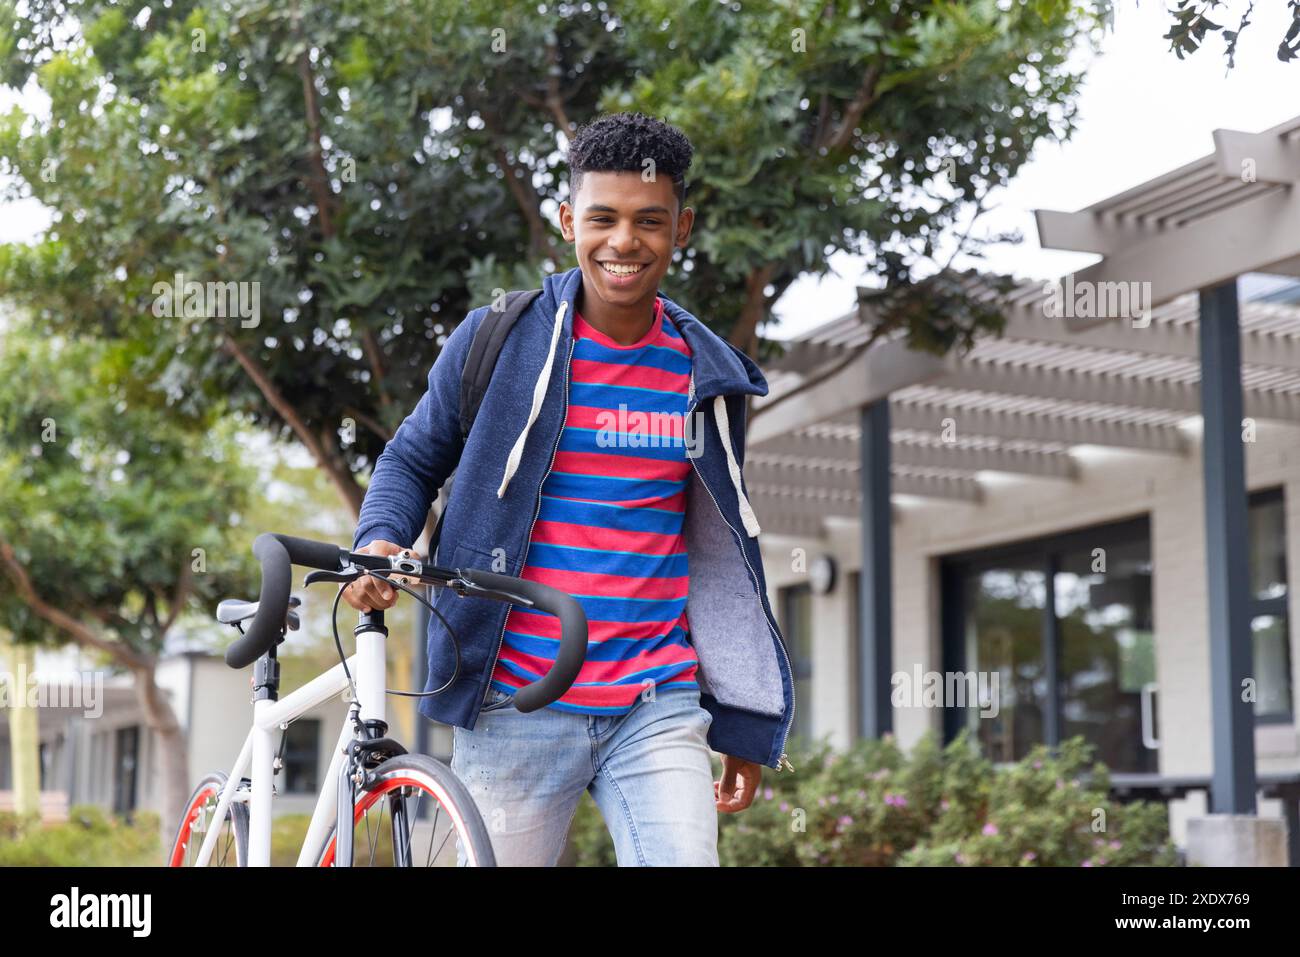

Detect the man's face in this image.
[559,170,694,309]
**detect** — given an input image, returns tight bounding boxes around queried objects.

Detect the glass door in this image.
[963,565,1047,763]
[942,517,1157,773]
[1055,539,1157,773]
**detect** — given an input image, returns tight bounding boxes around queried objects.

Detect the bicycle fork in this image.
[333,611,408,867]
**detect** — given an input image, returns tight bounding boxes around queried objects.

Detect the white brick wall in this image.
[757,418,1300,839]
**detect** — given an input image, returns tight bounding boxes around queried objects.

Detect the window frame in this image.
[1248,486,1292,725]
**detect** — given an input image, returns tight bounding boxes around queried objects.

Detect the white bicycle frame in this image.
[194,626,389,867]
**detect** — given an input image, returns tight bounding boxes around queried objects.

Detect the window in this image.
[112,725,139,815]
[281,719,321,794]
[941,517,1157,773]
[1249,488,1292,722]
[778,584,813,747]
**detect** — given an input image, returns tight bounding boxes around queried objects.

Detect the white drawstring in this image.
[497,300,568,498]
[497,301,761,540]
[712,395,762,537]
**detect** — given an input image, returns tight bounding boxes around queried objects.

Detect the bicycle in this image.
[166,532,587,867]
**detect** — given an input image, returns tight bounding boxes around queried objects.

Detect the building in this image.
[748,114,1300,866]
[0,650,348,822]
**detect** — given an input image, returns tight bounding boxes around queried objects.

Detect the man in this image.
[344,111,795,866]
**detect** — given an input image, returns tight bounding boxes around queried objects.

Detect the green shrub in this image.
[0,806,161,866]
[565,730,1180,867]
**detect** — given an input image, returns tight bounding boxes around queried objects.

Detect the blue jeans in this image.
[451,683,719,866]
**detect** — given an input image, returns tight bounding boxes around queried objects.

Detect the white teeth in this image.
[601,262,644,276]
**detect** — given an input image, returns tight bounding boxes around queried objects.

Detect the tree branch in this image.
[220,331,365,518]
[0,538,150,670]
[493,141,560,261]
[822,62,883,153]
[749,327,888,424]
[158,558,193,637]
[727,262,778,352]
[297,48,337,239]
[343,405,394,443]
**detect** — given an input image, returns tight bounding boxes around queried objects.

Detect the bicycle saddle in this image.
[217,595,301,630]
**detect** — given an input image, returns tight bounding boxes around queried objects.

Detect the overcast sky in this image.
[3,2,1298,339]
[773,1,1300,338]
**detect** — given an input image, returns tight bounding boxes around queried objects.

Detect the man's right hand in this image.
[341,540,410,611]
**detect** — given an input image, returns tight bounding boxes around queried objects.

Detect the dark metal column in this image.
[1199,278,1256,814]
[1043,553,1061,749]
[858,398,893,739]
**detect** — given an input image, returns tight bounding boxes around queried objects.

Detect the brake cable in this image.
[328,569,464,703]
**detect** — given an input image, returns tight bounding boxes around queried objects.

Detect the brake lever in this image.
[305,569,361,586]
[448,574,537,608]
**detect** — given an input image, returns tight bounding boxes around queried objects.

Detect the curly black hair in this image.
[566,111,694,208]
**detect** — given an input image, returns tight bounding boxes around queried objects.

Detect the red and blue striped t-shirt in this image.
[488,294,699,714]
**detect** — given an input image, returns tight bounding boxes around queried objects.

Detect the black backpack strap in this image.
[457,288,543,441]
[430,288,542,564]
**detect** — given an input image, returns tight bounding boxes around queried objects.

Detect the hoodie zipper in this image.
[478,332,576,714]
[687,390,796,773]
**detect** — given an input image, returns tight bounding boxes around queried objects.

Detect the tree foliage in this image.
[1163,0,1300,67]
[0,321,255,659]
[1,0,1104,512]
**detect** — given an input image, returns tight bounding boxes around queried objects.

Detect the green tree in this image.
[1163,0,1300,67]
[1,0,1104,516]
[0,321,257,824]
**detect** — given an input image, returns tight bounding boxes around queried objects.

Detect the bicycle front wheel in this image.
[168,771,249,867]
[316,753,496,867]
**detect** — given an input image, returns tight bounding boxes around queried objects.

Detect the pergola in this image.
[748,114,1300,820]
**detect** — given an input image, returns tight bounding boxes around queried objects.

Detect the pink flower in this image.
[838,815,854,828]
[954,852,966,864]
[1022,851,1036,861]
[830,794,839,804]
[982,822,999,836]
[779,802,790,812]
[1081,859,1093,867]
[940,799,950,811]
[1033,760,1042,769]
[1109,840,1122,850]
[763,787,774,801]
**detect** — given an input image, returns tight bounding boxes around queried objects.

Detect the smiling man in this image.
[345,112,796,866]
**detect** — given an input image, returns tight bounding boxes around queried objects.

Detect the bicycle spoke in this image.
[430,820,454,866]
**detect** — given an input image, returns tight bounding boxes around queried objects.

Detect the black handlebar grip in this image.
[225,533,293,669]
[459,568,588,713]
[270,534,349,572]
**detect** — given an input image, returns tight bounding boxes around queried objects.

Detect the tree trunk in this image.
[4,636,40,817]
[130,664,190,838]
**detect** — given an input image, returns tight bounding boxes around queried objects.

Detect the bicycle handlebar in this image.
[224,533,589,712]
[225,534,349,669]
[456,568,587,714]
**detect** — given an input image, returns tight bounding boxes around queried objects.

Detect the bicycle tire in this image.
[315,752,496,867]
[168,770,250,867]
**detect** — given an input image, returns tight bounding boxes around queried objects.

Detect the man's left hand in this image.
[715,755,761,813]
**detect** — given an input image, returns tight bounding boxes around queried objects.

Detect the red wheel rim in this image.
[169,785,219,867]
[318,774,472,867]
